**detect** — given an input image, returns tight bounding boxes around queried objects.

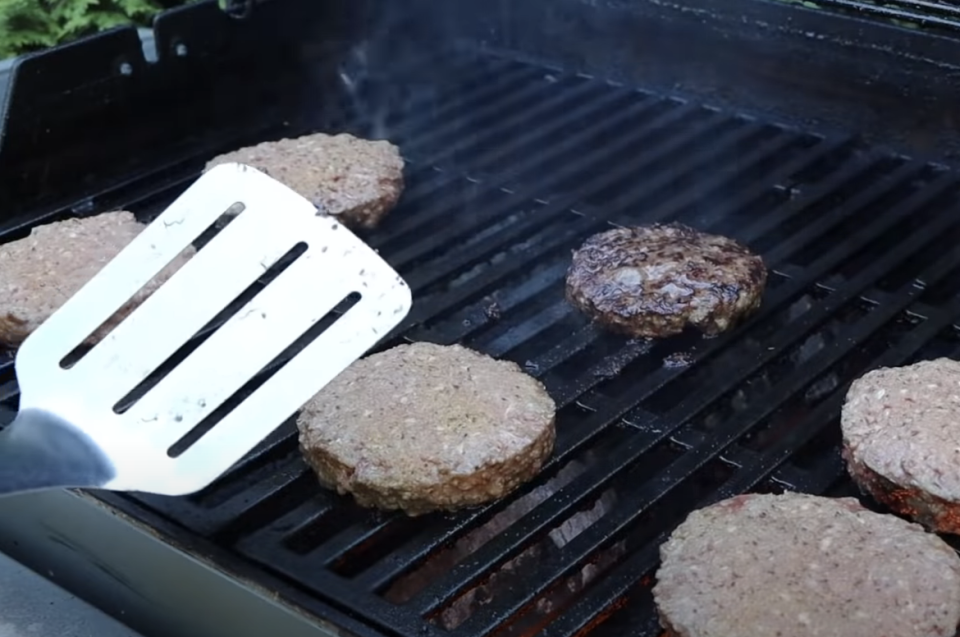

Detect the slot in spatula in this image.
[0,162,412,497]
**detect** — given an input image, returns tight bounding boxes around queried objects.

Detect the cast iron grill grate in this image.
[5,49,960,637]
[776,0,960,34]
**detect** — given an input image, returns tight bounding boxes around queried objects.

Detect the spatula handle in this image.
[0,409,115,496]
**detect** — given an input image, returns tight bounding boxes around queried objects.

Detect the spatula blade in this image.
[14,163,412,496]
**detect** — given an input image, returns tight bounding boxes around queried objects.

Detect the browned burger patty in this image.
[204,132,404,230]
[653,492,960,637]
[841,357,960,534]
[0,211,195,348]
[565,223,767,338]
[296,342,557,516]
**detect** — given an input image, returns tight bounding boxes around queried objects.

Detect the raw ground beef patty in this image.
[653,491,960,637]
[0,210,194,348]
[296,342,557,516]
[204,132,404,230]
[841,357,960,534]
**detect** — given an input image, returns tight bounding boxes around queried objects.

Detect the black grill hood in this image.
[3,0,960,227]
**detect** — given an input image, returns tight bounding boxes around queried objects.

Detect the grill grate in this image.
[5,49,960,637]
[775,0,960,35]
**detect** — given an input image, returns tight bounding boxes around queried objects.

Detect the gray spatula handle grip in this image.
[0,409,115,496]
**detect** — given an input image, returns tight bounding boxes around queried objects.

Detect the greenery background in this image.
[0,0,194,59]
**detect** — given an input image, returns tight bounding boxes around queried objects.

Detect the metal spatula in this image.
[0,163,412,497]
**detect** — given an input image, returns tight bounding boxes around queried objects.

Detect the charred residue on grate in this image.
[380,452,600,603]
[494,180,960,636]
[412,134,882,407]
[404,432,696,634]
[471,456,737,637]
[731,307,926,463]
[541,310,956,636]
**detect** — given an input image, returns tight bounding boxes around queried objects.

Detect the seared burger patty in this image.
[653,492,960,637]
[565,223,766,338]
[0,211,194,348]
[841,357,960,534]
[296,342,557,516]
[205,132,404,230]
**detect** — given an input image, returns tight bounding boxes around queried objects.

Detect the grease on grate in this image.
[385,451,627,631]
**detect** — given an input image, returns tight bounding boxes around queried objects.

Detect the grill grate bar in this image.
[234,517,452,637]
[613,168,960,420]
[397,114,762,344]
[775,456,848,497]
[351,134,858,593]
[451,276,960,636]
[378,97,675,268]
[386,58,539,146]
[199,465,316,539]
[399,76,596,167]
[817,0,960,30]
[478,297,574,359]
[537,321,960,637]
[124,423,311,537]
[761,172,919,266]
[257,558,448,637]
[473,179,960,630]
[451,261,575,349]
[406,131,852,357]
[404,165,958,619]
[400,104,728,291]
[448,89,644,179]
[544,154,918,409]
[479,138,856,370]
[568,163,951,424]
[466,132,805,356]
[416,78,609,172]
[718,313,960,502]
[368,88,651,251]
[306,516,399,567]
[418,293,928,619]
[350,500,539,595]
[251,496,336,550]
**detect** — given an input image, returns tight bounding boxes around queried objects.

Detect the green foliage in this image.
[0,0,165,59]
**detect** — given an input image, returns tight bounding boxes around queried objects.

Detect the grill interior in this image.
[5,1,960,636]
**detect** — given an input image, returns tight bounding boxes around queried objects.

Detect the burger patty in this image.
[841,357,960,534]
[204,132,405,230]
[653,492,960,637]
[0,211,195,348]
[565,223,767,338]
[296,342,557,516]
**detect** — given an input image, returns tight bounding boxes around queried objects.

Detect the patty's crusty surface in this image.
[841,357,960,534]
[296,342,557,516]
[0,211,195,348]
[653,492,960,637]
[565,223,767,338]
[204,132,404,230]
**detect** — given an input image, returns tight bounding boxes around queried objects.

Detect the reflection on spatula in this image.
[0,163,412,497]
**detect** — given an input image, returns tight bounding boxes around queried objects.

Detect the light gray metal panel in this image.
[0,489,355,637]
[0,549,141,637]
